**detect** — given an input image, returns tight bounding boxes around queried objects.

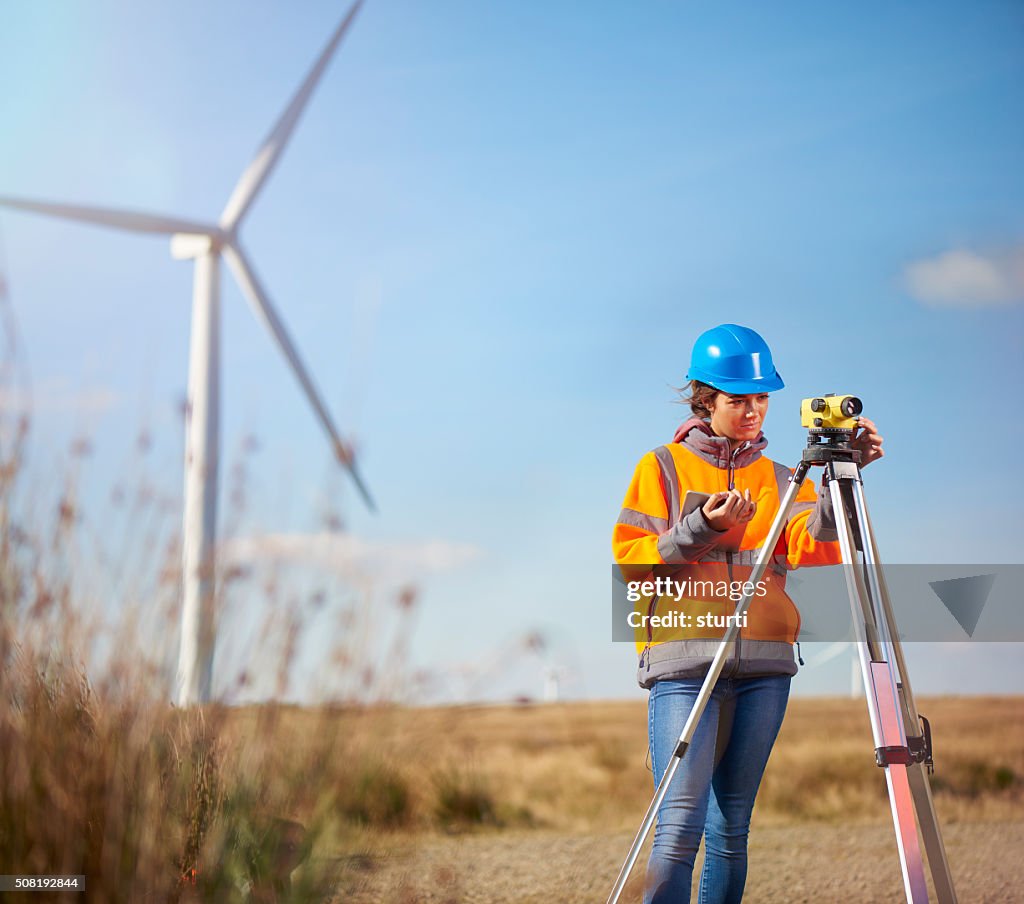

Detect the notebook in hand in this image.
[681,490,748,552]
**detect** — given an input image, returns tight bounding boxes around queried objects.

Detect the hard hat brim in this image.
[685,368,785,394]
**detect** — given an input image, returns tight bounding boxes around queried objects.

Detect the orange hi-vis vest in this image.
[613,420,842,688]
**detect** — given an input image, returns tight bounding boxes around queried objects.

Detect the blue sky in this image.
[1,1,1022,703]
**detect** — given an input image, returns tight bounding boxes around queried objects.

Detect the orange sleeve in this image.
[783,475,843,568]
[612,451,668,570]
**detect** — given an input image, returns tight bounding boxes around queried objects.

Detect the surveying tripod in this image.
[608,426,958,903]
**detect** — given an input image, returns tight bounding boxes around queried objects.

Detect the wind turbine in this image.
[0,0,374,706]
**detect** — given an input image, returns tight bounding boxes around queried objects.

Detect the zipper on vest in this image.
[646,591,658,647]
[727,446,742,676]
[641,588,659,675]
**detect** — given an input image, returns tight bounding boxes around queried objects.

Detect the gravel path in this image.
[334,821,1023,903]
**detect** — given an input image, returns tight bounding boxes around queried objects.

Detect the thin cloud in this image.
[220,531,482,580]
[903,245,1024,307]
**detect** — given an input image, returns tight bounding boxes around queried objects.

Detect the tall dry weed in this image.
[0,266,424,900]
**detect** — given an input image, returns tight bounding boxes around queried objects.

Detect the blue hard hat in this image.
[686,324,784,394]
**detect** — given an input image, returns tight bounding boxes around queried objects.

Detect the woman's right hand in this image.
[702,489,756,532]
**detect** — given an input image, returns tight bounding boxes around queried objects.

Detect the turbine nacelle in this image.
[170,231,225,260]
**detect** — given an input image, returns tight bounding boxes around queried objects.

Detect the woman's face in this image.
[709,392,770,445]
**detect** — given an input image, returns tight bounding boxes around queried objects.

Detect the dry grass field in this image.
[2,643,1022,902]
[221,695,1023,902]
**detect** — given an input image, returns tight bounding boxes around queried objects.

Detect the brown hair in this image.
[677,380,720,419]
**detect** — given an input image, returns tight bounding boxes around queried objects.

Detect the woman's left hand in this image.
[851,416,884,466]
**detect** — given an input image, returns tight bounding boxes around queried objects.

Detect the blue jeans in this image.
[644,674,791,904]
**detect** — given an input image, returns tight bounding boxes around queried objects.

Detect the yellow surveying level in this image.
[801,393,863,431]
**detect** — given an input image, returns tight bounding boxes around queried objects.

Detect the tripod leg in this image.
[853,484,959,904]
[868,661,931,903]
[832,475,885,655]
[829,466,931,903]
[906,764,959,904]
[851,484,920,716]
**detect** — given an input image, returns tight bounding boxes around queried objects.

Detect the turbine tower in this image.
[0,0,374,706]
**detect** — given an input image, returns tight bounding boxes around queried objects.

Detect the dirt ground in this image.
[332,820,1023,903]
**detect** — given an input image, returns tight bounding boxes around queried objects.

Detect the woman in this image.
[612,324,883,903]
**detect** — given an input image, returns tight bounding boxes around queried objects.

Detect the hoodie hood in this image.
[672,417,768,469]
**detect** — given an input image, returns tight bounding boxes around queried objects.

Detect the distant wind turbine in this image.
[0,0,374,706]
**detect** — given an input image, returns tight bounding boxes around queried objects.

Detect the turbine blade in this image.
[0,195,216,237]
[219,0,365,230]
[222,241,375,511]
